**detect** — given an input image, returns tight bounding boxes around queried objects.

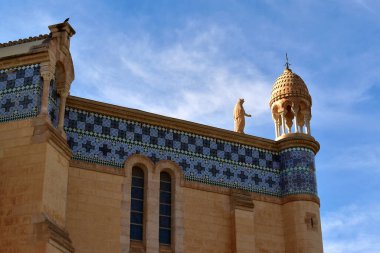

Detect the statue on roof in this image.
[233,98,251,133]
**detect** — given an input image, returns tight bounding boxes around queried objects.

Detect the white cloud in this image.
[323,204,380,253]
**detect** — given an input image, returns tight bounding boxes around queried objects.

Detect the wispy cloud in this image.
[72,21,273,129]
[319,144,380,173]
[323,203,380,253]
[350,0,377,13]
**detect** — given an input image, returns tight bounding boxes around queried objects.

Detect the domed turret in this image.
[270,64,312,139]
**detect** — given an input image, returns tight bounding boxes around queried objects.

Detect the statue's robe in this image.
[233,102,246,133]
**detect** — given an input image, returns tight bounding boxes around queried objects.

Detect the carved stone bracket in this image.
[231,189,254,211]
[33,214,74,253]
[230,189,255,253]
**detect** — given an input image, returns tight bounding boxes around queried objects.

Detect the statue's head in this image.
[239,98,245,104]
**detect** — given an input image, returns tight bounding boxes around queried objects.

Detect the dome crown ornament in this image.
[269,67,312,107]
[270,56,312,139]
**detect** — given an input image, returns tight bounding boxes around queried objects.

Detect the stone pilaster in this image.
[230,190,255,253]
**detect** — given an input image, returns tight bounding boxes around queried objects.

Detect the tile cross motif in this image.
[252,174,262,185]
[238,171,248,182]
[19,95,33,109]
[2,99,15,112]
[223,168,234,179]
[99,144,111,156]
[266,177,276,188]
[209,165,219,177]
[82,141,94,152]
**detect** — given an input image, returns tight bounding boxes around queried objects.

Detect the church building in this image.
[0,21,323,253]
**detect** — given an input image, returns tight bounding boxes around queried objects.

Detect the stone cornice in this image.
[32,116,72,159]
[276,133,320,154]
[282,194,320,206]
[0,50,50,70]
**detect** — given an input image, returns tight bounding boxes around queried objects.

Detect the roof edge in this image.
[0,34,50,48]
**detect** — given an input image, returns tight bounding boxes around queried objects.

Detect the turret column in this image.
[276,117,281,138]
[273,114,281,138]
[57,89,68,136]
[39,64,54,118]
[304,113,311,135]
[270,62,321,252]
[292,105,299,133]
[281,112,286,135]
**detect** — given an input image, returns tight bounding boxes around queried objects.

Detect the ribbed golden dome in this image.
[269,68,311,107]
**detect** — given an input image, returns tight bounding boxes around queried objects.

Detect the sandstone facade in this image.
[0,22,323,253]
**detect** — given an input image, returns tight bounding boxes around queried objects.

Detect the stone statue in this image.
[233,98,251,133]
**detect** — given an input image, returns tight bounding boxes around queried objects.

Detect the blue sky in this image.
[1,0,380,252]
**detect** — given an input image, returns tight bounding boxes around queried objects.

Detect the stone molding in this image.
[70,159,124,176]
[282,194,320,206]
[32,116,72,159]
[276,133,320,154]
[0,50,50,70]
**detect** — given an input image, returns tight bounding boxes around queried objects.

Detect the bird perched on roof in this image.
[64,18,70,23]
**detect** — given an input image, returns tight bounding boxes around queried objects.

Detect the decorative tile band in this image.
[64,108,280,170]
[64,107,317,197]
[0,65,41,122]
[280,168,317,196]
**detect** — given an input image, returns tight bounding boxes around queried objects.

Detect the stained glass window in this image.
[159,172,172,245]
[130,167,144,241]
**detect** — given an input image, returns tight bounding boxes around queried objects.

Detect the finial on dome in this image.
[285,53,291,70]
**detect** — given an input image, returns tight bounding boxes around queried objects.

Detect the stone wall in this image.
[0,119,45,253]
[0,118,73,253]
[183,188,231,253]
[65,166,123,253]
[65,162,305,253]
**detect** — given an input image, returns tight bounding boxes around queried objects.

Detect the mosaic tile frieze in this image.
[280,168,317,195]
[64,109,281,169]
[280,148,315,170]
[279,148,317,195]
[64,108,317,196]
[0,65,41,122]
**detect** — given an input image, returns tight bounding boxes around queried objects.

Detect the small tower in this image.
[270,60,323,252]
[270,63,312,139]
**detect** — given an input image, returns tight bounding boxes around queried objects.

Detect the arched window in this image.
[130,167,145,241]
[159,172,172,245]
